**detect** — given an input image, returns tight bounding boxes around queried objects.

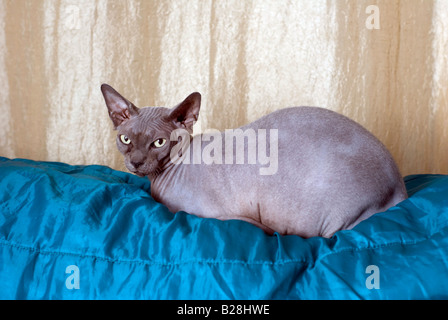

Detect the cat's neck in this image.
[148,134,195,182]
[147,156,175,183]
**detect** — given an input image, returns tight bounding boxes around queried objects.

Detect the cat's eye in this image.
[120,134,131,145]
[153,138,166,148]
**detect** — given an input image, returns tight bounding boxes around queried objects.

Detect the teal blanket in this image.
[0,157,447,299]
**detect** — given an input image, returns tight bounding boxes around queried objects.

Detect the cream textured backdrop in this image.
[0,0,447,176]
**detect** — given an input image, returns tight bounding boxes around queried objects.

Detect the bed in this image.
[0,156,447,299]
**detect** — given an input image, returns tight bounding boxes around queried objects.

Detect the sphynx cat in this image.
[101,84,407,238]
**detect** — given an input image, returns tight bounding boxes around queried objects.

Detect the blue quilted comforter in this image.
[0,157,447,299]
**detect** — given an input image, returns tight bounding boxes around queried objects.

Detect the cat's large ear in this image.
[101,84,139,129]
[168,92,201,134]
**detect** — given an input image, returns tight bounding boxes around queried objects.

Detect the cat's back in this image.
[245,106,367,134]
[243,106,386,154]
[247,105,399,176]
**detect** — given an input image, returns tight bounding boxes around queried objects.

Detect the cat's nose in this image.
[131,161,143,169]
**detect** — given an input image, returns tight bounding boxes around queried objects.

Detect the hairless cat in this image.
[101,84,407,238]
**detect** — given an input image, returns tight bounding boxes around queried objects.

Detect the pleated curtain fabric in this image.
[0,0,447,176]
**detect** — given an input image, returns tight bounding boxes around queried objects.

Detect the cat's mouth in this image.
[128,167,148,177]
[133,171,147,177]
[125,161,150,177]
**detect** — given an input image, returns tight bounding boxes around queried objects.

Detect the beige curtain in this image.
[0,0,447,176]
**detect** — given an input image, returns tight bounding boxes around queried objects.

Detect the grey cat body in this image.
[101,84,407,238]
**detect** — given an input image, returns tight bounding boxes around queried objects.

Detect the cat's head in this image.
[101,84,200,178]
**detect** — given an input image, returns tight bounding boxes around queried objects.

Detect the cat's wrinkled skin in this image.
[101,84,407,238]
